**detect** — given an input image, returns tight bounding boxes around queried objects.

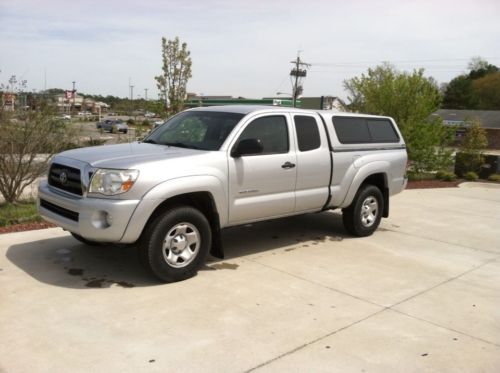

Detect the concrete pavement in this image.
[0,183,499,372]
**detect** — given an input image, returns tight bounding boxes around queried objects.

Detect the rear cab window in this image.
[332,116,399,144]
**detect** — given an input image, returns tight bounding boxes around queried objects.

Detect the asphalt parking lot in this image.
[74,120,139,145]
[1,183,499,372]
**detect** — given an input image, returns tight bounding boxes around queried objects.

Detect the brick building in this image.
[432,110,500,149]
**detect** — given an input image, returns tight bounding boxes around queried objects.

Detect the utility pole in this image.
[72,81,76,115]
[290,52,310,107]
[144,88,148,101]
[128,77,134,116]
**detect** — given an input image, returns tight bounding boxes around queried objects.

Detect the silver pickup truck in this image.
[39,105,407,282]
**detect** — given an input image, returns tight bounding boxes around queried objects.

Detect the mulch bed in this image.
[0,180,464,235]
[406,179,462,189]
[0,221,56,235]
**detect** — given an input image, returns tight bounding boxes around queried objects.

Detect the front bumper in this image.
[38,180,140,242]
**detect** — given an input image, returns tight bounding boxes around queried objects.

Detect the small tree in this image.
[344,63,453,173]
[404,117,454,174]
[457,119,488,173]
[0,106,75,203]
[155,36,192,115]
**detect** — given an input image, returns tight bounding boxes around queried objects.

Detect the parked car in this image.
[39,105,407,282]
[145,112,156,118]
[59,114,71,120]
[97,119,129,134]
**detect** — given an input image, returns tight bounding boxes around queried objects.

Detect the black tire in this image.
[123,129,128,134]
[71,232,104,246]
[342,184,384,237]
[138,206,211,282]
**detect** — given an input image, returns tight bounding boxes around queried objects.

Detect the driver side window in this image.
[237,116,289,155]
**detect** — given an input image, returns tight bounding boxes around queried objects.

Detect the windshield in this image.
[144,111,244,150]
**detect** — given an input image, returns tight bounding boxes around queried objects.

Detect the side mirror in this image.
[231,138,263,157]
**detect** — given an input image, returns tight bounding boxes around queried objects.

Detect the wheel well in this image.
[142,192,224,258]
[361,173,389,218]
[145,192,219,231]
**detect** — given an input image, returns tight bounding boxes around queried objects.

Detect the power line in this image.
[310,57,500,67]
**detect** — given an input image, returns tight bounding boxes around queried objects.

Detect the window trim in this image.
[332,116,400,144]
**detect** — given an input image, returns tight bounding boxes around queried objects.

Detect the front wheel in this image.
[342,184,383,237]
[138,206,211,282]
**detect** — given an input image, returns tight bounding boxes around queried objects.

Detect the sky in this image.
[1,0,499,101]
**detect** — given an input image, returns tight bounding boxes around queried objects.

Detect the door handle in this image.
[281,161,296,169]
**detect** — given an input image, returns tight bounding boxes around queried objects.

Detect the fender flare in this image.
[120,175,228,244]
[339,161,390,208]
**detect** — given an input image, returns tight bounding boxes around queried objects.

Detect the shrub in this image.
[84,138,106,147]
[464,171,479,181]
[436,171,456,181]
[408,172,434,181]
[455,119,488,175]
[435,170,447,179]
[127,118,135,125]
[488,174,500,182]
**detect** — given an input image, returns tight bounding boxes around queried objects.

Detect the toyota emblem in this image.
[59,171,68,185]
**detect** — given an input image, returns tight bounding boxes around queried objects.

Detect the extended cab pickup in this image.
[38,105,407,282]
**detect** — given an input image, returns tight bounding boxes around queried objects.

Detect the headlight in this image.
[89,169,139,195]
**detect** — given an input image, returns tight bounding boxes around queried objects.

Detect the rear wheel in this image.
[138,206,211,282]
[342,184,383,237]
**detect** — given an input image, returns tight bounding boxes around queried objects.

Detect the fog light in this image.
[91,210,112,229]
[106,213,113,226]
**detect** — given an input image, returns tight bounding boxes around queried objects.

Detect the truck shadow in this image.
[219,210,349,260]
[6,236,158,289]
[6,211,350,289]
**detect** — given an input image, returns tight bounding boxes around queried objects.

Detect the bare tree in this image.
[0,106,74,203]
[155,36,192,114]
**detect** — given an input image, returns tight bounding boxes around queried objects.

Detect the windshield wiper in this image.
[142,139,157,144]
[164,142,201,150]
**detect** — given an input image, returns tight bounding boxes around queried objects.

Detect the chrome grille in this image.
[48,163,83,195]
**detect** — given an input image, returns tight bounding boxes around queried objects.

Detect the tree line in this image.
[443,57,500,110]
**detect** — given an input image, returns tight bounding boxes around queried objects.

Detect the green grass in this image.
[0,201,42,227]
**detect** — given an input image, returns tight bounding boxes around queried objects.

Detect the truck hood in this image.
[57,142,202,168]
